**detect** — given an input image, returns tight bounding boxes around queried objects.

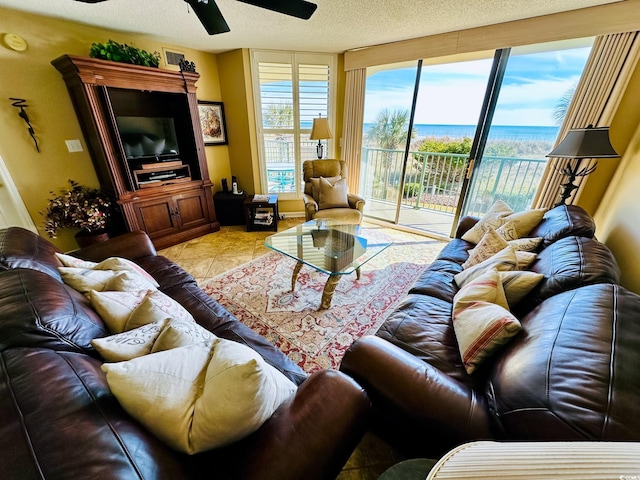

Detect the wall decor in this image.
[198,101,228,145]
[10,98,39,152]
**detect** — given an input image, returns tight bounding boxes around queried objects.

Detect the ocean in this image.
[366,124,560,143]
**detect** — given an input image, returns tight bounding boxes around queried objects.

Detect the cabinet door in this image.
[132,197,180,240]
[174,190,209,230]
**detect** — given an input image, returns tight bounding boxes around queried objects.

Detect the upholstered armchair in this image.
[302,159,365,224]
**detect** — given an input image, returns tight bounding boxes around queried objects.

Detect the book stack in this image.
[254,209,273,226]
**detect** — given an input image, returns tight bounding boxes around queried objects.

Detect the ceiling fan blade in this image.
[185,0,230,35]
[238,0,317,20]
[73,0,109,3]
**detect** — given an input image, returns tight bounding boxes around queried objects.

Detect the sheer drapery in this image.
[533,31,640,208]
[341,68,366,194]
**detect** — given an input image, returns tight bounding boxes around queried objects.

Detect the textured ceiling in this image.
[0,0,621,54]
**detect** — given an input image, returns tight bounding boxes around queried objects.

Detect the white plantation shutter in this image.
[252,51,336,197]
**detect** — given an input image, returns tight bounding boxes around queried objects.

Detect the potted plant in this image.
[41,180,113,247]
[89,39,161,68]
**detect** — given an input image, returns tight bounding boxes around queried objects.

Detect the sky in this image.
[363,44,593,127]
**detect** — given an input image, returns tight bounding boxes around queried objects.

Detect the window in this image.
[251,51,336,197]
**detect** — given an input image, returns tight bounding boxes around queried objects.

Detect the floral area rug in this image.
[202,239,444,373]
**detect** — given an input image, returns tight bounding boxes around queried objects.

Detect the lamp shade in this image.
[546,126,619,159]
[310,117,333,140]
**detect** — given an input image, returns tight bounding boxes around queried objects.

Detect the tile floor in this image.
[158,216,444,479]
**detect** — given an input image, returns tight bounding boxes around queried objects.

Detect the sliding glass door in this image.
[360,39,593,238]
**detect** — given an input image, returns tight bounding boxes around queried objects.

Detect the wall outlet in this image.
[65,139,83,153]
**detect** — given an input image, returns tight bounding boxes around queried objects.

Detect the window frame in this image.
[250,50,337,199]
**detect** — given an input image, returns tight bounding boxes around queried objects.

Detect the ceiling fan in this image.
[74,0,318,35]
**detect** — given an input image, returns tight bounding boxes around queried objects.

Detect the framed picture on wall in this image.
[198,101,228,145]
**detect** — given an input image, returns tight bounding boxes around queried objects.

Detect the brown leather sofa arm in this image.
[340,336,492,449]
[74,231,157,262]
[347,193,366,212]
[454,215,480,239]
[235,369,371,480]
[303,193,319,221]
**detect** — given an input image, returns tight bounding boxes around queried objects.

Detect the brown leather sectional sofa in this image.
[0,227,370,480]
[340,205,640,457]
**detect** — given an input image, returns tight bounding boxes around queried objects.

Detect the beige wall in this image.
[0,7,227,251]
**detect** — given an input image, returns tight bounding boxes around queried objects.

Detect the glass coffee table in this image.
[265,220,392,309]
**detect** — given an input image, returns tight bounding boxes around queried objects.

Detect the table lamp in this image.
[546,125,619,206]
[310,114,332,159]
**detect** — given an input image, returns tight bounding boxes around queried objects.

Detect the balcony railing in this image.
[360,147,547,217]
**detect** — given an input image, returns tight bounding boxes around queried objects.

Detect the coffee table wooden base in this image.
[291,261,361,310]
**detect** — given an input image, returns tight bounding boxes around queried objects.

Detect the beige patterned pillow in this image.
[463,227,508,269]
[91,318,215,362]
[59,257,158,294]
[454,246,517,288]
[463,202,546,244]
[89,289,194,333]
[461,200,514,244]
[508,237,543,252]
[318,177,349,209]
[453,269,521,374]
[101,339,297,454]
[92,319,170,362]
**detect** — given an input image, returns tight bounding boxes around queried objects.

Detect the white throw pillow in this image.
[499,270,544,307]
[452,269,521,374]
[508,237,543,252]
[89,289,194,333]
[454,246,517,288]
[55,252,98,269]
[101,339,297,454]
[59,256,158,294]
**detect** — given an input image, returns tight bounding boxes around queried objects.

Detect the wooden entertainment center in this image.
[52,55,220,249]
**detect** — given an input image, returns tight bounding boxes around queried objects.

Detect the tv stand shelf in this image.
[52,55,220,249]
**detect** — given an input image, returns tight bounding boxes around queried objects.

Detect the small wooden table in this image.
[244,194,278,232]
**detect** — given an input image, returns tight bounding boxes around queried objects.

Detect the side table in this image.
[244,194,279,232]
[213,191,247,226]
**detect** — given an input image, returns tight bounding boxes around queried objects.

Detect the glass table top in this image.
[264,220,393,276]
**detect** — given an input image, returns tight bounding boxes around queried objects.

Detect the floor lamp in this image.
[310,114,332,159]
[546,125,620,206]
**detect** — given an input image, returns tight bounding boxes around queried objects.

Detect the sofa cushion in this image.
[0,269,107,354]
[454,246,517,288]
[376,293,474,386]
[409,268,459,303]
[516,236,620,315]
[487,283,640,441]
[528,204,596,247]
[0,348,190,479]
[0,227,63,280]
[102,339,297,454]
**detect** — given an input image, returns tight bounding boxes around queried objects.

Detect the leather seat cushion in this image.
[0,269,107,354]
[517,236,620,315]
[0,227,63,281]
[528,205,596,247]
[0,348,190,479]
[376,293,477,387]
[487,283,640,441]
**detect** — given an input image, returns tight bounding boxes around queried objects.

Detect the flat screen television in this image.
[115,116,180,160]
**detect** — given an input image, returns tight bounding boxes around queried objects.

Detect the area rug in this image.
[202,241,444,373]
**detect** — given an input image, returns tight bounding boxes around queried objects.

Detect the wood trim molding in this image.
[345,0,640,70]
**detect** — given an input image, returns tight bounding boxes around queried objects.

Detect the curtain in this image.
[533,31,640,208]
[341,68,366,194]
